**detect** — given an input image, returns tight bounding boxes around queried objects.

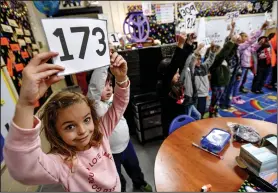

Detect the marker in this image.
[192,142,224,160]
[201,184,212,192]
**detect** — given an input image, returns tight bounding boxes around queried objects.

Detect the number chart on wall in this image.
[42,18,110,76]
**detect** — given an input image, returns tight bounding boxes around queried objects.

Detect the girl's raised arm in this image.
[4,52,66,185]
[99,52,130,136]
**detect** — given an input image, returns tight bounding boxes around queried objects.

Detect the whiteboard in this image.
[179,14,267,47]
[203,15,266,47]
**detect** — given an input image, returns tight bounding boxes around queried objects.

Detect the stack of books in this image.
[239,142,277,176]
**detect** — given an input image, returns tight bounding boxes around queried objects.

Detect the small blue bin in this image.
[200,128,231,154]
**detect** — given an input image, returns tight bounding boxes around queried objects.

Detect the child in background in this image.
[237,21,269,93]
[158,34,195,137]
[180,43,206,120]
[265,33,277,89]
[4,51,130,192]
[270,33,277,89]
[208,38,238,117]
[87,67,152,192]
[219,20,245,108]
[192,42,218,118]
[251,36,272,94]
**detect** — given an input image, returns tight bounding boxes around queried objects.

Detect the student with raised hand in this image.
[193,42,218,118]
[237,21,269,93]
[87,66,152,192]
[208,37,238,117]
[219,20,245,108]
[180,43,206,120]
[251,36,272,94]
[4,51,130,192]
[158,34,193,137]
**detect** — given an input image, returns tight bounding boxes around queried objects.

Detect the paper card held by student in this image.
[42,18,110,76]
[179,2,198,19]
[109,33,120,46]
[185,15,196,33]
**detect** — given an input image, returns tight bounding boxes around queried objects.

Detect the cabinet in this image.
[132,92,163,144]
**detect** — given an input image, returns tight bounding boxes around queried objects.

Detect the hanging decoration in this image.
[123,11,150,43]
[33,1,60,16]
[127,4,176,45]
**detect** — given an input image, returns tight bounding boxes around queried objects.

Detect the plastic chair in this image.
[168,115,195,135]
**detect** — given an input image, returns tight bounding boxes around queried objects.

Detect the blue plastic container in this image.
[200,128,231,153]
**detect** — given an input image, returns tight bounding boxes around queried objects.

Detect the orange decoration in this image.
[10,44,20,51]
[21,51,29,59]
[7,58,13,77]
[15,63,24,72]
[1,37,9,46]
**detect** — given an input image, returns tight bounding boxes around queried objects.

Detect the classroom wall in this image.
[105,1,277,35]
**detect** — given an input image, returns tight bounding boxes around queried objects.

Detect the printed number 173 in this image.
[53,26,106,61]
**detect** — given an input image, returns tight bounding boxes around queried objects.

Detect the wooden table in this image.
[154,117,277,192]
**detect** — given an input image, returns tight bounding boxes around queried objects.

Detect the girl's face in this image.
[56,101,95,151]
[101,81,113,101]
[240,33,248,43]
[172,69,180,83]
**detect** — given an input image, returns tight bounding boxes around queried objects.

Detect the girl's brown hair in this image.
[39,91,103,160]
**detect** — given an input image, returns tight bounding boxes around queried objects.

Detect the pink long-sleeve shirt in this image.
[238,29,263,68]
[4,83,130,192]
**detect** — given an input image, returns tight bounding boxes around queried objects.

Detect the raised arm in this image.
[99,52,129,137]
[4,52,66,185]
[228,19,235,40]
[203,51,216,70]
[87,66,110,117]
[163,34,187,94]
[211,41,235,69]
[238,21,269,51]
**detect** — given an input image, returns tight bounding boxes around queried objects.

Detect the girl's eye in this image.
[84,117,91,124]
[65,125,75,131]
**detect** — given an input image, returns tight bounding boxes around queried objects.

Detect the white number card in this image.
[225,11,240,22]
[42,18,109,76]
[109,33,120,46]
[179,2,198,19]
[185,15,196,33]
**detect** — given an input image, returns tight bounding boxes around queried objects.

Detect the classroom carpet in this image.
[216,73,277,124]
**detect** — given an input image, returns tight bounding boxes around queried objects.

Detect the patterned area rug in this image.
[217,73,277,123]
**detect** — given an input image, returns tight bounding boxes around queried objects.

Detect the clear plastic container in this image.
[200,128,231,153]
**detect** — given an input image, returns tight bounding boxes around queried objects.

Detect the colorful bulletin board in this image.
[177,1,273,19]
[0,0,52,113]
[127,4,176,45]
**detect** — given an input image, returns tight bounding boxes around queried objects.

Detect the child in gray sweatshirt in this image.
[193,43,219,117]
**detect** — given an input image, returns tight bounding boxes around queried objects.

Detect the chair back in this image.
[169,114,195,135]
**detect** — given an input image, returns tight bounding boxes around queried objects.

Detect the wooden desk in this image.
[154,118,277,192]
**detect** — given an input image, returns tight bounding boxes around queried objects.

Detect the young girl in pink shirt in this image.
[4,51,130,192]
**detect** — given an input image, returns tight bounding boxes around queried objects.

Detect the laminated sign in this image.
[42,18,110,76]
[185,15,196,33]
[179,2,198,19]
[225,11,240,22]
[109,33,120,46]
